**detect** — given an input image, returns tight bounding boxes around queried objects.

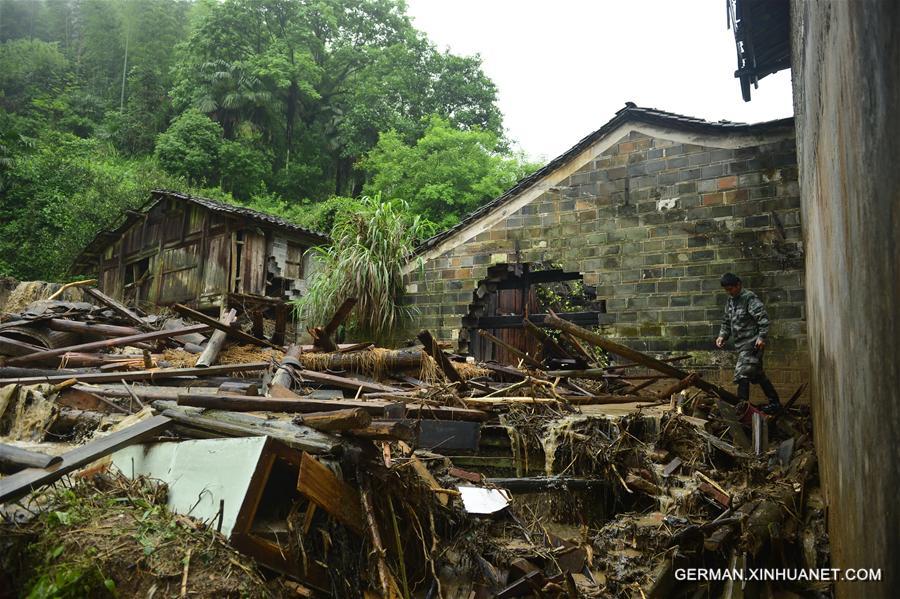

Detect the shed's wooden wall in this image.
[96,197,311,310]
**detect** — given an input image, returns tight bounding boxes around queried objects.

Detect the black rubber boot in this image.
[737,379,751,402]
[759,375,781,414]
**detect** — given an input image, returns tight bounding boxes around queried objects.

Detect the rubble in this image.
[0,288,829,597]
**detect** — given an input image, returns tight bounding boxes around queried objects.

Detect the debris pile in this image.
[0,289,828,597]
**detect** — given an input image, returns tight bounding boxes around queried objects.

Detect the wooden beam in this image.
[160,407,340,454]
[296,368,401,394]
[46,319,142,338]
[82,287,147,328]
[0,415,171,503]
[297,452,365,534]
[523,318,571,360]
[172,303,278,348]
[542,314,739,403]
[0,362,269,386]
[417,330,468,391]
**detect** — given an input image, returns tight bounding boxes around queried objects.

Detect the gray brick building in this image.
[404,104,807,399]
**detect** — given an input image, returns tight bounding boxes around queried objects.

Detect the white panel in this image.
[111,436,267,538]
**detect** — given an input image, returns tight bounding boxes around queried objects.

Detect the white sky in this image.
[406,0,794,161]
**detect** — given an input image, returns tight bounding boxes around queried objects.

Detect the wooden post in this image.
[195,308,237,368]
[270,344,301,390]
[272,303,288,346]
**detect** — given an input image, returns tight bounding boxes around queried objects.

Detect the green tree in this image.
[0,39,68,116]
[154,109,223,184]
[0,130,181,280]
[171,0,503,199]
[362,116,539,229]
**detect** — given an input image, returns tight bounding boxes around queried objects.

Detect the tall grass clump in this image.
[294,194,433,345]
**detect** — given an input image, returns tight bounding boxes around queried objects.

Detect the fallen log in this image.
[542,314,739,403]
[195,309,237,368]
[5,324,212,366]
[0,443,62,474]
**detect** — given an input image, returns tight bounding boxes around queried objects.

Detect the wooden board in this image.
[297,452,365,534]
[0,362,270,386]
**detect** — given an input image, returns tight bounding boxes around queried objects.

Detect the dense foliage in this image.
[0,0,539,282]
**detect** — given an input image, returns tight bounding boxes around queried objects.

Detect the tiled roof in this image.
[72,190,328,270]
[157,190,329,242]
[416,103,794,254]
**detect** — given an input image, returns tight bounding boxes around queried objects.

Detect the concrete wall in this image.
[791,1,900,595]
[407,125,809,399]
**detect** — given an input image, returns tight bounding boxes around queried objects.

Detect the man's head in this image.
[720,272,742,297]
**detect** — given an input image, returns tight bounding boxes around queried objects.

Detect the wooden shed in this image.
[73,190,328,312]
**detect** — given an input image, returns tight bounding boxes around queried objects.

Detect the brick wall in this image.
[407,129,808,400]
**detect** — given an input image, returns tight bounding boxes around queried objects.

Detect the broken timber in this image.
[195,308,237,367]
[417,330,468,391]
[542,314,739,403]
[172,303,278,348]
[0,362,270,386]
[5,323,212,366]
[0,415,172,504]
[297,452,365,534]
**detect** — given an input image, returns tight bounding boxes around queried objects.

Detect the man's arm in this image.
[718,302,731,340]
[748,296,770,341]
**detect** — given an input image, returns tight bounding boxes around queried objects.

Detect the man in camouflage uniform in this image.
[715,273,782,414]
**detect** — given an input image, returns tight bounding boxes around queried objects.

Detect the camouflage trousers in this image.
[733,346,766,383]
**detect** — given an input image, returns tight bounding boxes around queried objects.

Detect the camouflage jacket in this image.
[719,289,770,350]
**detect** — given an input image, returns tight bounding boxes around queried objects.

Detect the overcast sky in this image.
[406,0,794,161]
